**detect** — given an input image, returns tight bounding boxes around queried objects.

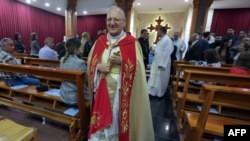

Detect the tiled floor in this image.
[0,88,179,141]
[150,89,180,141]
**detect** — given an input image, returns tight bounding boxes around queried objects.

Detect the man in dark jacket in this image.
[184,33,202,61]
[138,29,150,69]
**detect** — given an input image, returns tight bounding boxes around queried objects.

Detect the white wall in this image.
[129,8,136,36]
[182,5,193,58]
[205,9,214,32]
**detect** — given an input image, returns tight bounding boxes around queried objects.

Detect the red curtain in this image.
[211,8,250,35]
[0,0,65,53]
[77,15,106,41]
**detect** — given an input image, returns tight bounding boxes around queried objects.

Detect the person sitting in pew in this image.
[228,52,250,88]
[39,37,57,60]
[0,38,41,86]
[59,38,90,105]
[190,48,221,87]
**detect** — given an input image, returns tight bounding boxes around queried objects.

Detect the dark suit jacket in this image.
[138,37,149,64]
[184,40,202,61]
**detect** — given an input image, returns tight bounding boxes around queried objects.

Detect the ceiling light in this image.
[185,0,188,2]
[45,3,50,7]
[57,7,61,11]
[26,0,31,3]
[83,11,87,14]
[137,3,141,6]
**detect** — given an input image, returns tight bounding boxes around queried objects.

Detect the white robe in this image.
[148,35,173,97]
[173,39,186,61]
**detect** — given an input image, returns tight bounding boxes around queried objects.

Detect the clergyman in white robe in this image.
[173,39,186,61]
[148,34,174,97]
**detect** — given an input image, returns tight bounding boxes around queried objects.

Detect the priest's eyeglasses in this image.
[107,18,124,23]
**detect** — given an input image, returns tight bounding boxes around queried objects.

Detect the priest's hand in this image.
[109,54,121,65]
[97,63,111,73]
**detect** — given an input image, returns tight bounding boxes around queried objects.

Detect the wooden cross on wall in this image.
[147,16,171,44]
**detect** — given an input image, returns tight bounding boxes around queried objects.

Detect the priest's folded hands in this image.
[97,63,111,73]
[109,53,121,65]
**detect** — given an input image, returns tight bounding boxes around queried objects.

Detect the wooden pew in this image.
[22,57,88,67]
[176,69,250,132]
[172,64,231,107]
[172,64,231,92]
[23,57,60,67]
[171,60,232,79]
[12,52,30,59]
[0,118,38,141]
[0,63,90,140]
[22,57,61,87]
[183,84,250,141]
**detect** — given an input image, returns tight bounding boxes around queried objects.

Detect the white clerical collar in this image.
[108,31,125,42]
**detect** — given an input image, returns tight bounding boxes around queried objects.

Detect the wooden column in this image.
[202,0,213,32]
[65,0,77,39]
[115,0,134,32]
[190,0,213,34]
[190,0,200,34]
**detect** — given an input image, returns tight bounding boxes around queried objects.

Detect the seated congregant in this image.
[39,37,57,60]
[0,38,40,86]
[55,42,66,60]
[59,38,90,105]
[228,52,250,88]
[215,38,234,64]
[190,48,221,87]
[233,42,250,64]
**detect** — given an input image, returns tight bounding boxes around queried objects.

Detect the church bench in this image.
[172,64,231,107]
[183,84,250,141]
[21,57,89,88]
[171,60,232,80]
[0,83,91,112]
[22,57,62,87]
[12,53,30,64]
[0,84,66,111]
[0,63,90,141]
[23,57,60,67]
[176,69,250,132]
[0,118,38,141]
[12,53,30,59]
[172,63,231,90]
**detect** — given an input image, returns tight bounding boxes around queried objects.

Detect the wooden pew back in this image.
[173,64,231,100]
[23,57,60,67]
[178,69,250,118]
[0,63,89,140]
[184,84,250,141]
[12,53,30,59]
[172,60,232,77]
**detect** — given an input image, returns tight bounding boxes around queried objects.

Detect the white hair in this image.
[191,33,200,40]
[107,6,126,19]
[44,37,54,45]
[0,38,11,47]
